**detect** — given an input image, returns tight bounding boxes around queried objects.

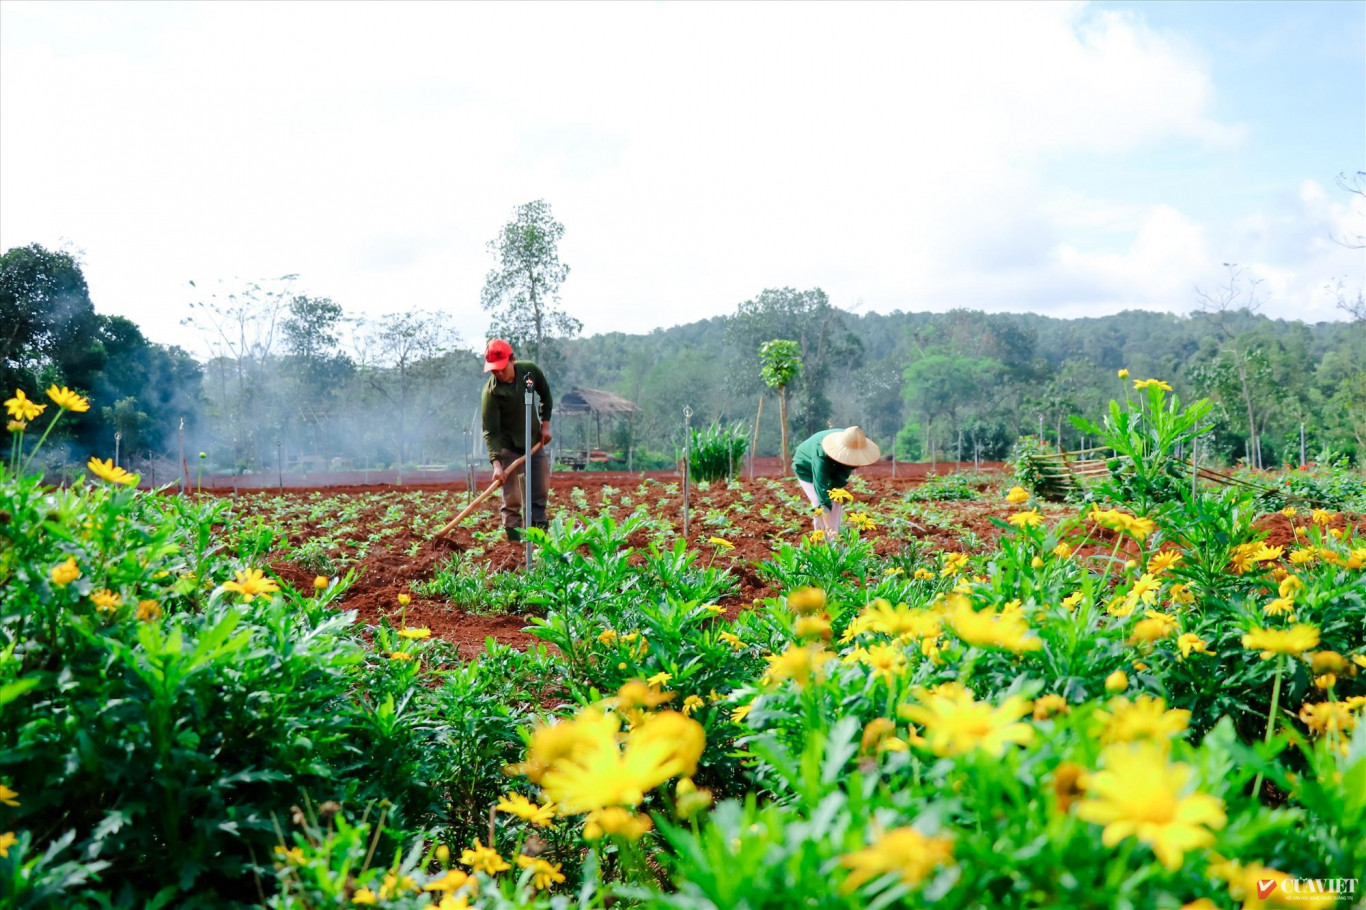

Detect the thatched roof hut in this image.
[557,387,642,457]
[557,387,641,417]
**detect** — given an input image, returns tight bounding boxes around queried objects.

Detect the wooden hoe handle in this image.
[433,441,544,537]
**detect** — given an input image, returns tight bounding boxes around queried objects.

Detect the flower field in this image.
[3,383,1366,909]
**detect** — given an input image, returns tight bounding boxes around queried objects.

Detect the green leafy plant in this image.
[1071,380,1214,511]
[759,339,802,466]
[681,421,749,483]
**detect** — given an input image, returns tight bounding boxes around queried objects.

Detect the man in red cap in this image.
[481,339,554,541]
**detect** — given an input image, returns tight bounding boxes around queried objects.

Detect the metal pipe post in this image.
[524,376,534,569]
[1300,422,1306,467]
[114,432,121,468]
[682,406,692,542]
[277,440,283,493]
[179,418,189,490]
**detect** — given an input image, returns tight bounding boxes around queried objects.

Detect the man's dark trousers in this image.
[497,447,549,531]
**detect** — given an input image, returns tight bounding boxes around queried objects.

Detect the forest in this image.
[3,236,1364,480]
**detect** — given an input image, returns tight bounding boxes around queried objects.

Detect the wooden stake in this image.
[750,394,764,481]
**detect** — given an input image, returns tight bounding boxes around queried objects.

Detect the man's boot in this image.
[506,526,522,543]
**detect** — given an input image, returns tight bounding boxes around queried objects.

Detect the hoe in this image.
[430,441,544,550]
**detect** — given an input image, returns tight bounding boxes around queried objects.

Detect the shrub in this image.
[681,421,749,483]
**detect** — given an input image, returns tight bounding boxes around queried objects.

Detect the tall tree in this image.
[1192,266,1278,468]
[280,295,353,454]
[183,275,295,469]
[758,339,802,466]
[281,295,345,362]
[0,244,99,396]
[1,245,201,464]
[726,287,859,442]
[355,311,461,475]
[480,200,579,364]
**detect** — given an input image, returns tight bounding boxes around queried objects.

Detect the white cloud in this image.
[0,0,1357,358]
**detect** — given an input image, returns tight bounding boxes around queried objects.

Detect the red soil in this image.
[181,458,1005,493]
[237,470,1366,658]
[227,468,1010,656]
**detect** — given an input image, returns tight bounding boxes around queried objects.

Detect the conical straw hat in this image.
[821,426,881,467]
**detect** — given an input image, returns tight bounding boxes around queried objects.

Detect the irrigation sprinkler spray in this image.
[524,375,535,569]
[682,406,692,542]
[463,427,473,500]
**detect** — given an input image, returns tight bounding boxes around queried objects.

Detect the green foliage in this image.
[0,464,556,905]
[893,422,922,461]
[2,245,203,464]
[1255,464,1366,512]
[1071,381,1214,510]
[479,199,580,365]
[902,471,983,503]
[0,244,98,396]
[759,339,803,462]
[7,382,1366,908]
[418,555,554,614]
[727,287,858,439]
[758,340,802,391]
[1009,434,1068,501]
[683,421,749,483]
[902,344,1004,443]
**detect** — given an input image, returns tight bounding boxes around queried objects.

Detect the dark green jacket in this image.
[792,429,852,510]
[482,362,553,462]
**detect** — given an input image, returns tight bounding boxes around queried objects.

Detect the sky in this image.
[1,0,1363,358]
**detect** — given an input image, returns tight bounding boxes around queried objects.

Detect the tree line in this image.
[556,285,1364,471]
[4,198,1364,478]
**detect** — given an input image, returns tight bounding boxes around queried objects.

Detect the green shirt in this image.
[481,362,553,462]
[792,429,852,510]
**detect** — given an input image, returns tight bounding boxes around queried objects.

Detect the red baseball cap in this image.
[483,339,513,372]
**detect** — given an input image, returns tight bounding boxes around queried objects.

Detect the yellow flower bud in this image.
[786,587,827,615]
[1105,670,1128,693]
